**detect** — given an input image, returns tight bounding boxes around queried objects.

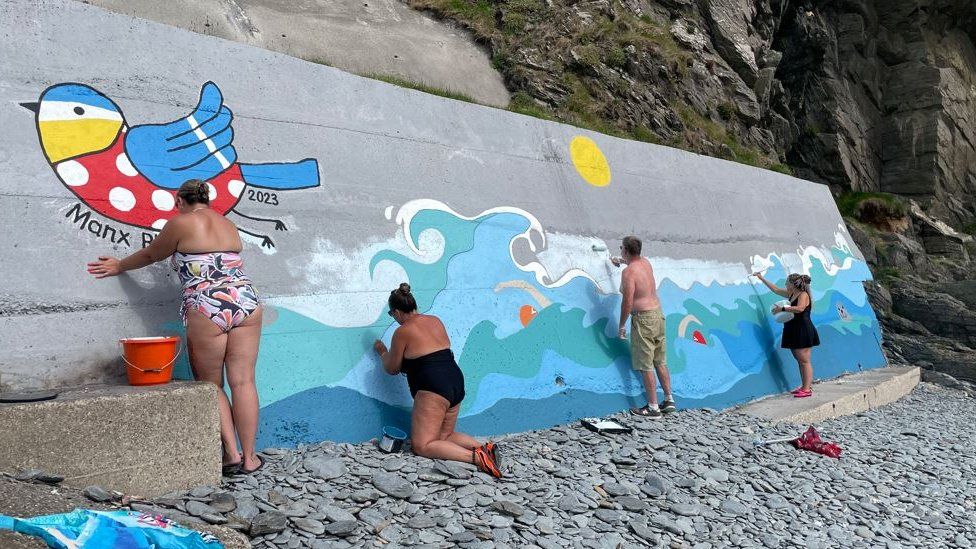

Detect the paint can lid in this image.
[382,426,407,440]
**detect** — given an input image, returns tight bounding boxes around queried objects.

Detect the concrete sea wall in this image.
[0,0,887,447]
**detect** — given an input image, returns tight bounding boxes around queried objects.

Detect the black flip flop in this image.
[238,455,265,475]
[221,462,242,476]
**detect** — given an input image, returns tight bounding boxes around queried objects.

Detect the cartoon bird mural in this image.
[22,81,320,247]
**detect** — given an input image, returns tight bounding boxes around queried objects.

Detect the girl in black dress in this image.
[752,272,820,398]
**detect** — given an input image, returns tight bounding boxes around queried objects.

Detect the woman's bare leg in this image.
[186,310,237,465]
[411,391,476,463]
[225,306,263,471]
[792,348,814,391]
[438,405,480,450]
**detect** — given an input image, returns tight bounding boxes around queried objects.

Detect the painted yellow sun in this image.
[569,136,611,187]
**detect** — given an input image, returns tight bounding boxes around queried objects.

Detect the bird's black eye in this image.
[74,106,84,115]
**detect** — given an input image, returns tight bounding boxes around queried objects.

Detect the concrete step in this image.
[0,382,220,497]
[736,366,920,424]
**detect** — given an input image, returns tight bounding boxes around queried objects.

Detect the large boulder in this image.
[704,0,761,85]
[890,283,976,348]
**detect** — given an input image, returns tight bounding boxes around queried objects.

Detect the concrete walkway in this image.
[736,366,920,424]
[0,382,220,497]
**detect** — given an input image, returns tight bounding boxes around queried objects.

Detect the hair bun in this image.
[398,283,411,295]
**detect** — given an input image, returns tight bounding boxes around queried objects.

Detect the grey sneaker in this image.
[661,400,677,414]
[631,405,662,419]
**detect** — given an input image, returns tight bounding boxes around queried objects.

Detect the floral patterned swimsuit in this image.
[171,251,260,332]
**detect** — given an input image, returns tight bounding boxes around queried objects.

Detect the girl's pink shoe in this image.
[793,389,813,398]
[790,387,803,394]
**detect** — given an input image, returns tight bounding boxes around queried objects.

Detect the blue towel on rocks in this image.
[0,509,222,548]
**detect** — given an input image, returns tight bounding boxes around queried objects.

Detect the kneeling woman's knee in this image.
[412,442,432,457]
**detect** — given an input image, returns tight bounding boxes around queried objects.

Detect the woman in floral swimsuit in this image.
[87,179,264,475]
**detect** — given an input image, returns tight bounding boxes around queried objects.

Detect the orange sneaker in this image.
[482,441,501,470]
[473,446,502,478]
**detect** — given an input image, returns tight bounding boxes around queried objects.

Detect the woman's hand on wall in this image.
[373,340,388,356]
[87,256,121,278]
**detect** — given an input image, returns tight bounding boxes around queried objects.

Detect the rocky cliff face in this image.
[410,0,976,381]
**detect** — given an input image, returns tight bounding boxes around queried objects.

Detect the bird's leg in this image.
[230,209,287,231]
[236,226,275,249]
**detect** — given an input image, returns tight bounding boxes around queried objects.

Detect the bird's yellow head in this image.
[23,83,125,164]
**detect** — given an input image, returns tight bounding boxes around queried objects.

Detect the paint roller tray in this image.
[581,417,633,434]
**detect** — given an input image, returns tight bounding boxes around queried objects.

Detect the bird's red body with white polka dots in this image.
[59,132,245,230]
[26,81,320,247]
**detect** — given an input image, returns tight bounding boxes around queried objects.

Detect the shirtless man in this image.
[613,236,676,418]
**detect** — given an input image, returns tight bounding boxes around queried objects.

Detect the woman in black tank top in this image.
[373,284,502,478]
[753,273,820,398]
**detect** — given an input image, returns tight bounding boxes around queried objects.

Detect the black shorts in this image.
[403,349,466,408]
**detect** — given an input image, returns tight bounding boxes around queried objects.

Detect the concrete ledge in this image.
[0,382,220,497]
[736,366,920,424]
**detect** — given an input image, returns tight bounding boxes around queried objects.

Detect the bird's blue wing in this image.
[125,82,238,189]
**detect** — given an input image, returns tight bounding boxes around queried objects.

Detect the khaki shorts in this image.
[631,309,666,371]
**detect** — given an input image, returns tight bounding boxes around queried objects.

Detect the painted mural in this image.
[23,81,320,248]
[239,197,883,448]
[21,79,885,448]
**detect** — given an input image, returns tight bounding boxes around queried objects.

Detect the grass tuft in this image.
[363,73,478,103]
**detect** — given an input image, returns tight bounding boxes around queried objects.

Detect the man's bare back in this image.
[622,257,661,312]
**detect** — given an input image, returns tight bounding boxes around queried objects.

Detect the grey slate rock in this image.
[670,503,702,516]
[434,460,473,480]
[491,500,525,517]
[14,469,44,482]
[232,498,260,521]
[319,504,356,523]
[209,492,237,513]
[371,472,415,499]
[720,499,749,516]
[650,515,684,535]
[250,511,288,535]
[407,514,437,529]
[83,485,116,502]
[642,473,672,497]
[325,520,358,536]
[450,530,478,543]
[189,485,215,498]
[616,496,647,512]
[630,521,660,543]
[293,517,326,535]
[558,494,589,514]
[199,512,227,525]
[305,456,347,480]
[358,507,392,529]
[601,482,632,497]
[703,468,730,483]
[185,500,221,517]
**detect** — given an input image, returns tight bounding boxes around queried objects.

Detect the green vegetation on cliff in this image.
[403,0,782,172]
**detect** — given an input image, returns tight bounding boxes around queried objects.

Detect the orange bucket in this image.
[120,336,181,386]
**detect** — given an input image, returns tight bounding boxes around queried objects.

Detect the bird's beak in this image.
[20,102,39,114]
